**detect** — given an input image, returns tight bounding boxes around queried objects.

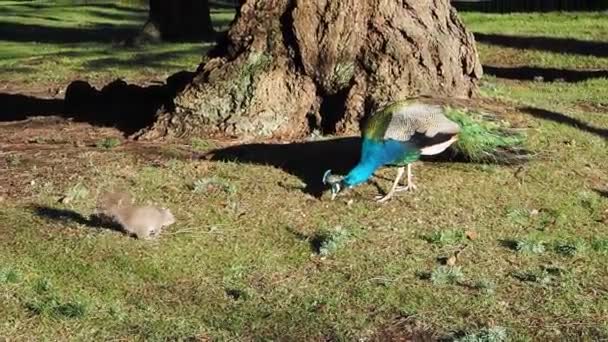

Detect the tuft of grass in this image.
[430,266,464,286]
[422,229,466,246]
[311,227,354,256]
[26,297,87,319]
[51,301,87,319]
[191,177,236,195]
[510,266,564,286]
[0,267,21,284]
[62,183,89,203]
[553,240,587,257]
[515,239,546,255]
[444,107,528,164]
[456,326,508,342]
[473,279,496,295]
[33,278,53,294]
[506,208,530,226]
[6,154,22,167]
[190,138,216,152]
[591,238,608,255]
[96,137,121,149]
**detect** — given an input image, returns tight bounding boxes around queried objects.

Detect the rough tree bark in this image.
[139,0,215,42]
[137,0,482,140]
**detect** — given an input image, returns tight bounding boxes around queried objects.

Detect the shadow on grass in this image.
[474,32,608,58]
[31,205,122,232]
[484,65,608,83]
[520,106,608,139]
[16,3,143,13]
[0,22,139,44]
[206,138,522,198]
[498,239,520,251]
[207,138,362,197]
[0,3,232,44]
[594,188,608,198]
[84,46,207,69]
[0,71,195,135]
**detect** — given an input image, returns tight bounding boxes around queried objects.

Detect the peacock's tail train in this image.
[443,106,533,165]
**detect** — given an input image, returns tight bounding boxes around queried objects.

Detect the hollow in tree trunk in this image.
[137,0,482,140]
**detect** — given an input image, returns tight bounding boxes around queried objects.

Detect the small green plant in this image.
[578,190,601,213]
[473,279,496,295]
[0,267,20,284]
[430,266,464,286]
[423,229,466,246]
[191,177,236,195]
[456,326,508,342]
[506,208,529,226]
[96,137,121,149]
[311,227,353,256]
[26,296,87,319]
[515,239,546,254]
[33,278,53,294]
[190,138,215,151]
[6,154,22,167]
[61,183,89,203]
[510,267,561,286]
[591,238,608,254]
[553,240,587,257]
[51,302,87,318]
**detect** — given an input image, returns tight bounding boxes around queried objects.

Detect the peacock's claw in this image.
[395,183,417,192]
[374,194,393,203]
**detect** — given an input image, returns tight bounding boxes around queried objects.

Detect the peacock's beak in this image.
[322,169,343,200]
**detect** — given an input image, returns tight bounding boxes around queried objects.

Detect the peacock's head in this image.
[322,169,346,200]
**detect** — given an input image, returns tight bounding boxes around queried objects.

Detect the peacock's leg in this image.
[395,164,417,192]
[375,167,405,203]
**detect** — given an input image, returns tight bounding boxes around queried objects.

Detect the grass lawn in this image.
[1,3,607,341]
[0,1,234,86]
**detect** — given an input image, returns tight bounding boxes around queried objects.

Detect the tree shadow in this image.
[205,138,517,198]
[84,46,208,70]
[498,239,520,251]
[594,188,608,198]
[0,22,139,44]
[474,33,608,58]
[30,205,122,232]
[207,138,361,197]
[520,107,608,139]
[483,65,608,83]
[0,71,195,136]
[17,3,144,13]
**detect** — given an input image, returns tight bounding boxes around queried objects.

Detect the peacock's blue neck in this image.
[343,160,381,187]
[343,138,408,187]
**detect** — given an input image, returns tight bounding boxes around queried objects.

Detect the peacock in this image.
[322,99,528,202]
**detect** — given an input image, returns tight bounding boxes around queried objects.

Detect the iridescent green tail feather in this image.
[444,107,531,165]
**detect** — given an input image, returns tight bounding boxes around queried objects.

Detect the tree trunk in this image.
[137,0,482,140]
[142,0,215,42]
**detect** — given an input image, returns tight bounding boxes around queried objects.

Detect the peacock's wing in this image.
[376,102,460,154]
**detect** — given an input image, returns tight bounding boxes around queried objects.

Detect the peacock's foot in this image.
[374,193,394,203]
[395,183,417,192]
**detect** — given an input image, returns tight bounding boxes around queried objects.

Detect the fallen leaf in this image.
[446,255,457,266]
[465,230,478,240]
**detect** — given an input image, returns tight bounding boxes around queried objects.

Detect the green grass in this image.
[96,137,122,149]
[0,1,235,84]
[0,6,607,342]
